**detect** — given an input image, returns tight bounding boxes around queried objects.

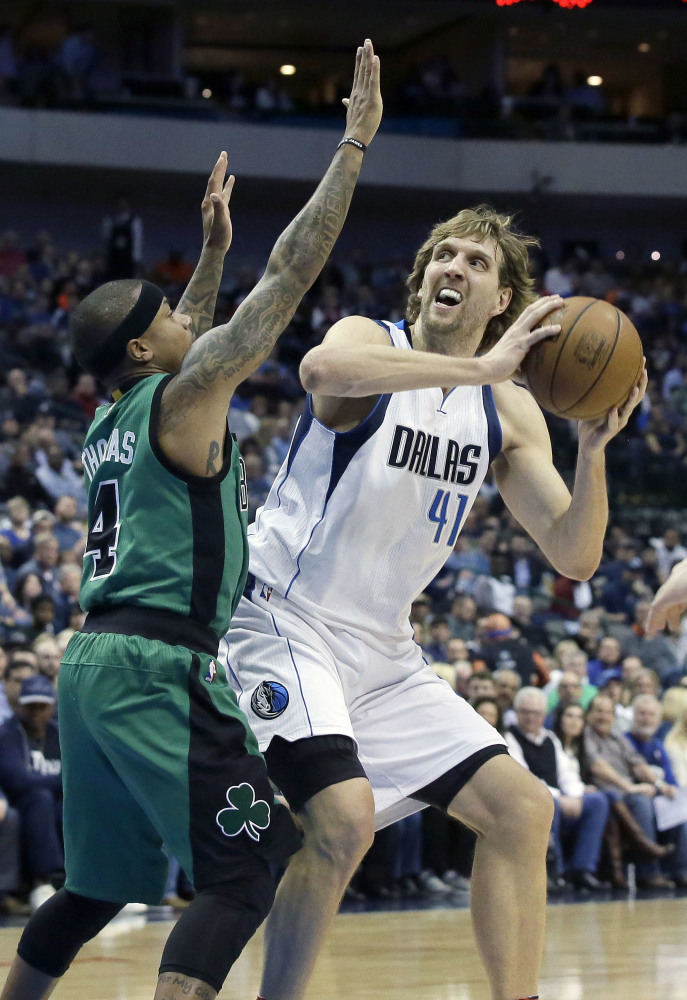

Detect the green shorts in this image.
[59,630,300,905]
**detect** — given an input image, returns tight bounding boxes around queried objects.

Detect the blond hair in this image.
[662,686,687,725]
[405,205,539,350]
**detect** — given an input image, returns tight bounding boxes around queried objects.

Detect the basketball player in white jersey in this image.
[224,208,647,1000]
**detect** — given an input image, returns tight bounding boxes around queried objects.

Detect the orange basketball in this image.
[521,296,643,421]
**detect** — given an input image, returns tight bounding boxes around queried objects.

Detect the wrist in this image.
[338,136,367,154]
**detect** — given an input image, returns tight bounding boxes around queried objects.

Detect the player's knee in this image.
[501,769,554,845]
[307,808,374,874]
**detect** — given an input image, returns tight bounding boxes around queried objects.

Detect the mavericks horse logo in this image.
[251,680,289,719]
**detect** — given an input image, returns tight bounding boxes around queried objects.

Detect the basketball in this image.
[521,296,643,421]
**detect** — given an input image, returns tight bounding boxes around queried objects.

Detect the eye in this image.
[471,257,487,269]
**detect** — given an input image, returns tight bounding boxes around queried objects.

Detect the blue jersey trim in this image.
[268,608,313,736]
[284,390,392,597]
[482,385,502,464]
[325,392,392,505]
[373,319,395,344]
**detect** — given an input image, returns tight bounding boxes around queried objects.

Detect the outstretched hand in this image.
[645,557,687,638]
[202,151,235,253]
[577,362,648,452]
[341,39,382,148]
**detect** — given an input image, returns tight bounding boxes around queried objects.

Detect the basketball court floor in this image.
[0,889,685,999]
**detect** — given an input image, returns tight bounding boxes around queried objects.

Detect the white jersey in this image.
[248,319,502,637]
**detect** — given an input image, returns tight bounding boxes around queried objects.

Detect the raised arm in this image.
[175,151,235,338]
[159,40,382,475]
[492,371,645,581]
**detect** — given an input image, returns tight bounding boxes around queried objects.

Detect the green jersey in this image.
[80,374,248,638]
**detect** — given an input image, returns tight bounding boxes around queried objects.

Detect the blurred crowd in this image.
[1,20,684,144]
[2,218,687,912]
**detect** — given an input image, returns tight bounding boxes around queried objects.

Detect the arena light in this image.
[587,75,603,86]
[496,0,596,6]
[651,251,661,261]
[280,65,296,76]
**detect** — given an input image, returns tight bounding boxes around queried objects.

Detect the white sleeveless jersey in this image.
[248,320,502,637]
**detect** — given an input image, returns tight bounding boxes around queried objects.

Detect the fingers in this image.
[222,174,236,203]
[205,150,228,197]
[524,295,564,325]
[529,321,562,344]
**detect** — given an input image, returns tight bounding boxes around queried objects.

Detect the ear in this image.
[127,338,153,363]
[490,286,512,318]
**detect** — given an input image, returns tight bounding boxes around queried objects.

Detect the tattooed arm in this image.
[159,39,382,477]
[175,152,235,338]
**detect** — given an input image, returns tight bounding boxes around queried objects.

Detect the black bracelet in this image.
[337,137,366,153]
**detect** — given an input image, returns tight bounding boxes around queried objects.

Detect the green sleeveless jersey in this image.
[80,374,249,638]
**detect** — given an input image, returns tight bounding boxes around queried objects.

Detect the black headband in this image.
[86,281,165,379]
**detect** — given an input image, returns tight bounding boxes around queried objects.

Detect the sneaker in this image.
[29,884,56,912]
[417,870,452,894]
[120,902,148,915]
[398,876,422,897]
[0,895,31,916]
[442,870,471,892]
[161,894,191,910]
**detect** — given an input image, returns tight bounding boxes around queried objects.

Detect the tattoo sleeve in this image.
[176,248,226,338]
[175,146,365,397]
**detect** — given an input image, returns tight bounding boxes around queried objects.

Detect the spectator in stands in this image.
[102,193,143,279]
[546,670,584,726]
[0,784,28,914]
[626,694,687,886]
[473,695,504,734]
[0,654,37,724]
[466,670,496,706]
[26,593,56,641]
[621,599,680,683]
[0,443,51,507]
[476,612,547,687]
[53,564,82,633]
[423,618,452,663]
[0,674,62,911]
[446,593,477,640]
[664,689,687,788]
[35,444,87,514]
[15,531,59,590]
[510,594,549,653]
[33,637,61,686]
[51,496,84,553]
[69,373,102,424]
[650,527,687,583]
[492,667,521,729]
[587,635,623,687]
[507,687,609,891]
[584,694,675,888]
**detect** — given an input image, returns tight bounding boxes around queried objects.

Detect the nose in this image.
[443,254,464,278]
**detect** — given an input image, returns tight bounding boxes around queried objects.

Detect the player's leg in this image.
[258,737,375,1000]
[445,754,553,1000]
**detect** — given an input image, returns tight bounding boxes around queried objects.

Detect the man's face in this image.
[138,300,194,375]
[446,638,468,664]
[4,665,36,712]
[35,643,61,680]
[558,673,583,706]
[17,702,54,738]
[468,677,496,703]
[632,700,661,741]
[587,697,615,738]
[495,671,520,708]
[599,637,621,664]
[417,235,511,348]
[516,698,546,737]
[36,540,59,568]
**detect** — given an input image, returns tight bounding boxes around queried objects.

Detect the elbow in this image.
[299,348,331,394]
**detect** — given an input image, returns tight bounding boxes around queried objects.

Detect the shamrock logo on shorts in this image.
[216,783,271,842]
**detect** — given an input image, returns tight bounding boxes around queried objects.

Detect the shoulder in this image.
[320,315,396,348]
[491,381,550,453]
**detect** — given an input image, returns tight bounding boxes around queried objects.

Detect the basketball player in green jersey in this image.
[0,40,382,1000]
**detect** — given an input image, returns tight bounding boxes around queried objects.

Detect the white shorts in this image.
[223,582,507,829]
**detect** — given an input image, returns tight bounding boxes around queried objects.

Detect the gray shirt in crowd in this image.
[583,726,646,788]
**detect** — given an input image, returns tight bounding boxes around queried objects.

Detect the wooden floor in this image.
[0,897,686,999]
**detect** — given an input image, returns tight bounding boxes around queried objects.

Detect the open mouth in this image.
[434,288,463,311]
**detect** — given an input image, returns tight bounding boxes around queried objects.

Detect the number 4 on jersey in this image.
[428,488,468,547]
[85,480,121,580]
